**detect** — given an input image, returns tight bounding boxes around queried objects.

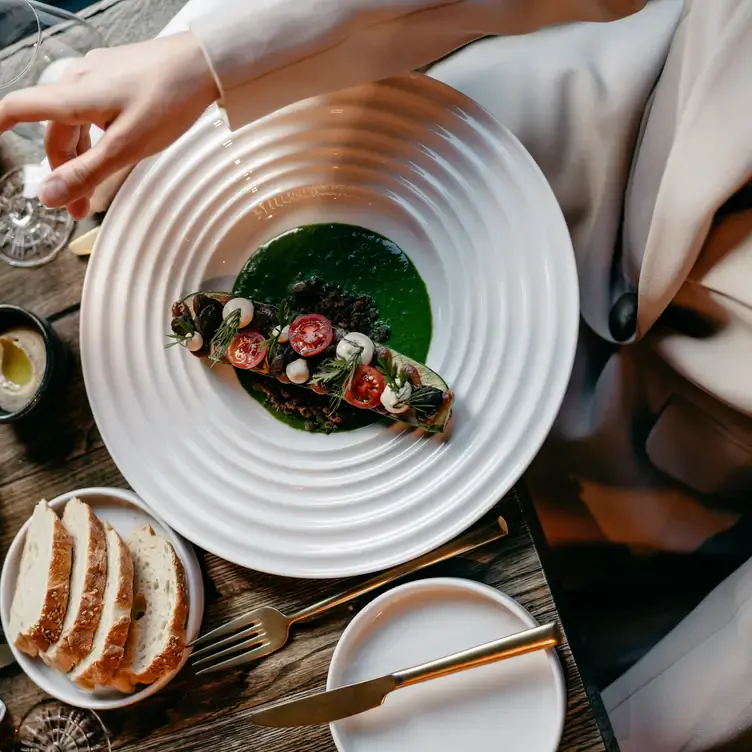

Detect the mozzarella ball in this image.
[272,324,290,343]
[380,381,412,414]
[223,297,254,328]
[186,331,204,352]
[336,332,374,365]
[286,358,310,384]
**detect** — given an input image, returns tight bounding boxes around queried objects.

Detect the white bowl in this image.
[81,75,579,578]
[0,487,204,710]
[327,578,565,752]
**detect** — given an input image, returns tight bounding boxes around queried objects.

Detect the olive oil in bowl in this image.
[0,336,34,387]
[0,305,61,423]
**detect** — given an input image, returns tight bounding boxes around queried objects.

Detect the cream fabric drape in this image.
[432,2,752,749]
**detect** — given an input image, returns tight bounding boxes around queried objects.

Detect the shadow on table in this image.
[2,310,99,475]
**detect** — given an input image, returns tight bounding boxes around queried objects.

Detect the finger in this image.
[59,56,88,82]
[44,121,82,170]
[39,118,135,207]
[76,126,92,157]
[66,129,93,219]
[67,197,91,221]
[0,85,96,132]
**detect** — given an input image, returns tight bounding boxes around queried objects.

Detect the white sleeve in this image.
[189,0,647,130]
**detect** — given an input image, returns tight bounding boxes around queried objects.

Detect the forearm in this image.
[190,0,646,129]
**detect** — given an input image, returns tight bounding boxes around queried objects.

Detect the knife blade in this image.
[250,675,397,728]
[248,622,560,728]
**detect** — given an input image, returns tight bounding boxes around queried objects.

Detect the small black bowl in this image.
[0,305,65,424]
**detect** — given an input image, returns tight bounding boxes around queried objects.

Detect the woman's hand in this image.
[0,32,219,219]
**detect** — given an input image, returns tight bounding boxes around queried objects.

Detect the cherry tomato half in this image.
[227,330,266,370]
[288,314,333,357]
[344,365,386,409]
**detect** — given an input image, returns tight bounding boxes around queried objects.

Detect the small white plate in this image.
[0,487,204,710]
[328,578,565,752]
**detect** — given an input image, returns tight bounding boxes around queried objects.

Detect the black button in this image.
[609,292,637,341]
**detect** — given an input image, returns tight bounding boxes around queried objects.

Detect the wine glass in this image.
[1,1,105,139]
[0,163,74,267]
[0,0,104,267]
[15,700,111,752]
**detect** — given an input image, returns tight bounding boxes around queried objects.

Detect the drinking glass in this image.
[0,0,104,267]
[15,700,111,751]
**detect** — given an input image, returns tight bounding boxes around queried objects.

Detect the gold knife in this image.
[249,622,560,728]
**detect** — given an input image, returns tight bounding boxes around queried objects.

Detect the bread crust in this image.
[72,527,135,690]
[111,527,188,693]
[13,504,73,657]
[43,502,107,672]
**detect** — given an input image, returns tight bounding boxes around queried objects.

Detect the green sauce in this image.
[233,223,432,432]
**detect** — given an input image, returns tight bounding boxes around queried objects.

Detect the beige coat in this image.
[104,0,752,748]
[431,2,752,749]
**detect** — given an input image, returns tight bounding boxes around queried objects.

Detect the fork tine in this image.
[190,622,263,660]
[189,611,262,648]
[195,641,277,676]
[192,632,267,667]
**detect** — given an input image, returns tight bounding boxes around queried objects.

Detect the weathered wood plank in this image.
[0,216,98,319]
[0,249,85,320]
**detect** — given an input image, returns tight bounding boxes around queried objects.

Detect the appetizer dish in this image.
[0,304,62,423]
[168,289,453,433]
[7,499,188,694]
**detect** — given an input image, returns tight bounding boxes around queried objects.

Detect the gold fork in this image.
[190,516,508,675]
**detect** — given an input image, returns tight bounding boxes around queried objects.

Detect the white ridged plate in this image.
[81,74,578,578]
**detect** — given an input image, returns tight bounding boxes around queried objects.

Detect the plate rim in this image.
[80,73,579,578]
[327,576,566,752]
[0,486,204,710]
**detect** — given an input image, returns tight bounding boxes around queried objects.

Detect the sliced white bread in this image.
[8,501,73,657]
[70,524,134,690]
[111,526,188,693]
[42,498,107,672]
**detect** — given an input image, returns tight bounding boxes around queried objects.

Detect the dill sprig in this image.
[376,355,401,391]
[209,307,241,365]
[258,298,296,362]
[165,332,193,349]
[165,315,195,349]
[400,385,442,417]
[334,346,364,411]
[312,343,364,412]
[311,357,351,386]
[277,298,294,328]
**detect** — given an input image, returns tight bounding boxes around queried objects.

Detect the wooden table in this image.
[0,257,619,752]
[0,2,618,750]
